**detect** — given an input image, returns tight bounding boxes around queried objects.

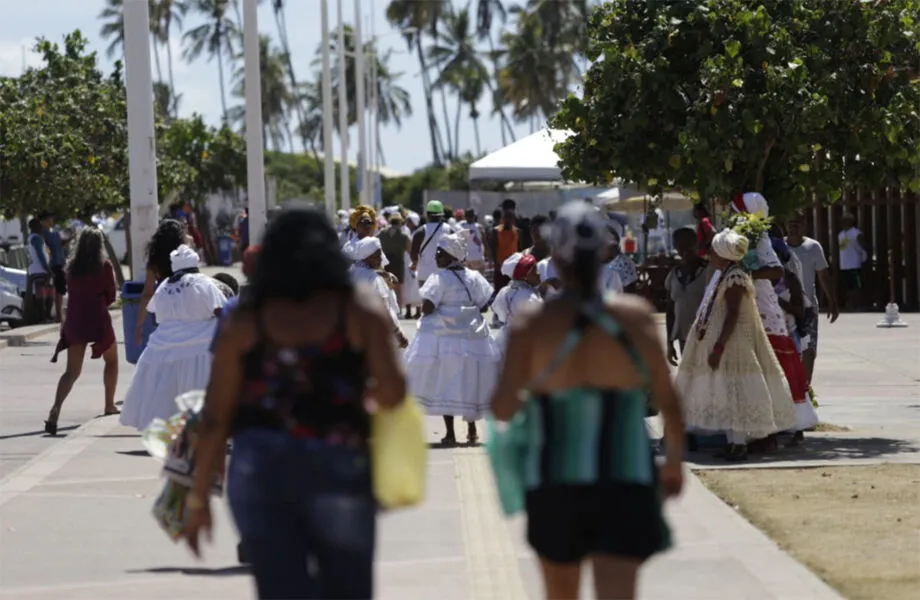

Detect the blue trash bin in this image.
[217,236,233,266]
[121,281,157,364]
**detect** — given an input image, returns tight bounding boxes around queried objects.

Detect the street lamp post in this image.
[354,0,368,207]
[320,0,336,219]
[243,0,266,243]
[123,0,159,281]
[336,0,350,212]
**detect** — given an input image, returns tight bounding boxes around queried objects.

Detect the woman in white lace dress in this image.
[491,252,542,354]
[120,245,226,431]
[403,230,499,445]
[675,230,796,461]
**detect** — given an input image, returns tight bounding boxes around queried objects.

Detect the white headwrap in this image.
[437,229,469,262]
[501,252,525,278]
[170,244,200,273]
[353,236,388,267]
[407,211,420,227]
[732,192,770,217]
[711,229,750,262]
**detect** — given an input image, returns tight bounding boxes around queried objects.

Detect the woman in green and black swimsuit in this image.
[490,201,685,600]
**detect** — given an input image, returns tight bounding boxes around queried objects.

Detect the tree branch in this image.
[754,138,776,193]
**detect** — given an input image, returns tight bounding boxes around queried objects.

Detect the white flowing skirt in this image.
[404,316,501,421]
[402,252,422,306]
[120,319,217,432]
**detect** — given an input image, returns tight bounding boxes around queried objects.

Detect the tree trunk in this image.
[414,38,443,166]
[193,205,218,266]
[151,34,164,84]
[165,34,178,118]
[217,49,229,123]
[436,64,454,161]
[472,112,482,155]
[102,232,127,289]
[486,36,515,144]
[453,97,462,158]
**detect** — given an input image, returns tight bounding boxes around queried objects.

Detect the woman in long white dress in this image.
[675,229,796,461]
[120,245,226,431]
[492,252,542,354]
[404,230,500,445]
[350,237,409,348]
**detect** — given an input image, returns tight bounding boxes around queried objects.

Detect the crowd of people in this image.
[31,189,849,599]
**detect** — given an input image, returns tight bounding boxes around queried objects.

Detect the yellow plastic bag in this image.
[371,397,428,509]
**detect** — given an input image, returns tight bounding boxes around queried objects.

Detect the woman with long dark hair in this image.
[45,228,120,434]
[490,201,684,600]
[184,206,406,599]
[119,234,226,432]
[134,219,189,345]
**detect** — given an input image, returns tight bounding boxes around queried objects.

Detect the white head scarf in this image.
[353,236,388,267]
[732,192,770,217]
[407,211,420,227]
[169,244,200,273]
[501,252,525,278]
[711,229,750,262]
[437,229,469,262]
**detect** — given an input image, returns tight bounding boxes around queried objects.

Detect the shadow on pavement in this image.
[689,435,920,467]
[0,425,80,440]
[127,566,250,577]
[93,433,142,438]
[115,449,150,457]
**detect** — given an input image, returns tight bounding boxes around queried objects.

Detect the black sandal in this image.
[440,434,457,447]
[725,444,749,462]
[44,420,58,436]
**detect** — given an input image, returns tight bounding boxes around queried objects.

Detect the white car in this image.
[102,215,129,264]
[0,265,25,328]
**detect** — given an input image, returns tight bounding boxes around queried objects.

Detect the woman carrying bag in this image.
[184,207,420,600]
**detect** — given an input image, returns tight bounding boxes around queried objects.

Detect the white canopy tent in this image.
[469,128,573,182]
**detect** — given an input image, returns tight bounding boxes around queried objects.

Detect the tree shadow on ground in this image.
[127,566,249,577]
[687,434,920,468]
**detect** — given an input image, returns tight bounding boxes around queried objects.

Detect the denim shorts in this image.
[228,429,376,599]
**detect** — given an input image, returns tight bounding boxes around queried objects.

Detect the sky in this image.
[0,0,536,176]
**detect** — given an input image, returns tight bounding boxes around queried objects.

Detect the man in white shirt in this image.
[458,208,489,274]
[836,213,866,310]
[786,213,839,383]
[409,200,453,286]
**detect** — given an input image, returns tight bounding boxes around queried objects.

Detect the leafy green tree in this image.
[0,32,129,223]
[551,0,920,216]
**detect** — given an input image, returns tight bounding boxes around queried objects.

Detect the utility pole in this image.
[243,0,266,243]
[354,0,367,207]
[337,0,351,212]
[321,0,336,219]
[123,0,159,280]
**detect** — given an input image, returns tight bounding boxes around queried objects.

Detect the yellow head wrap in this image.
[349,205,377,231]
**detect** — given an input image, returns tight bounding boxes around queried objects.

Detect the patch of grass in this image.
[699,465,920,600]
[812,422,851,432]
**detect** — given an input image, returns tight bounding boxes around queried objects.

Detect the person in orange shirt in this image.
[490,202,522,293]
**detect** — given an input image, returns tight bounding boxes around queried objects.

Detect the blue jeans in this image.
[228,430,376,599]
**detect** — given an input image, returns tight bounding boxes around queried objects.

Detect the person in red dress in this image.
[46,228,120,435]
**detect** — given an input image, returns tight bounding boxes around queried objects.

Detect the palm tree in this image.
[98,0,126,59]
[152,0,188,118]
[183,0,238,122]
[229,35,293,152]
[496,8,581,132]
[428,7,489,158]
[153,81,182,122]
[313,27,413,134]
[99,0,167,86]
[386,0,447,166]
[474,0,515,144]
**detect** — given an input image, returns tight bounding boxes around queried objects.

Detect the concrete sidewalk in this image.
[3,316,904,599]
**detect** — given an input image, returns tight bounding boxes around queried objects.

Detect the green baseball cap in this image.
[426,200,444,215]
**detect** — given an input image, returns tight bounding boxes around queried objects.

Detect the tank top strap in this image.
[583,300,650,388]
